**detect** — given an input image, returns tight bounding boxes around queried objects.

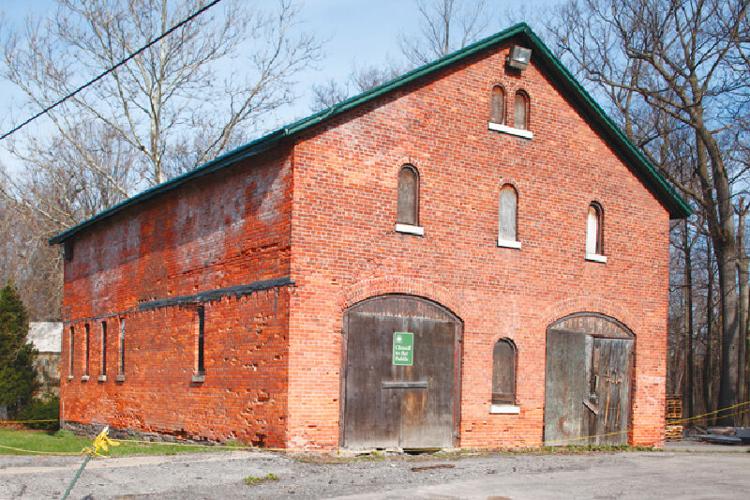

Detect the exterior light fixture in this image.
[507,45,532,71]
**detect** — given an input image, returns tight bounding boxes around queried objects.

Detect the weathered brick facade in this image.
[57,26,682,451]
[61,148,293,447]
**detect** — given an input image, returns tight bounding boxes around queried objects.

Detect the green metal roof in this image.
[49,22,690,245]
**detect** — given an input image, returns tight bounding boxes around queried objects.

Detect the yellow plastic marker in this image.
[62,426,120,499]
[82,426,120,457]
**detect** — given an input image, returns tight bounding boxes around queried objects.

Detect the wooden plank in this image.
[400,315,456,449]
[382,380,428,389]
[397,167,419,225]
[492,340,516,404]
[344,313,401,448]
[544,329,591,445]
[589,337,633,445]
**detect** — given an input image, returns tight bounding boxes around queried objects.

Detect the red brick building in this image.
[51,24,690,451]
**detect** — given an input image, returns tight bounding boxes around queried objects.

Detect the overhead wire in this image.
[0,0,224,142]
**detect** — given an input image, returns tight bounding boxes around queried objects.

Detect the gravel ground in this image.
[1,444,749,499]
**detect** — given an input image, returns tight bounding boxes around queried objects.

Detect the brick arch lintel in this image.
[339,276,464,321]
[540,295,639,338]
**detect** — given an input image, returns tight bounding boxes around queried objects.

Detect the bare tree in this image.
[0,122,140,320]
[310,64,403,112]
[0,187,62,320]
[311,79,350,112]
[549,0,749,423]
[2,0,322,188]
[399,0,490,66]
[311,0,491,111]
[0,0,322,319]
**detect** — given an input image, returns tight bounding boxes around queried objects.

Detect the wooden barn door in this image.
[588,337,633,445]
[545,327,633,446]
[342,295,461,450]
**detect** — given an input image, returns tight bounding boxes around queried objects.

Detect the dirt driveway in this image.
[1,444,748,499]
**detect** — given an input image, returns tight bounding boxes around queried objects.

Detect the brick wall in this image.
[288,40,670,450]
[60,147,294,446]
[59,37,672,451]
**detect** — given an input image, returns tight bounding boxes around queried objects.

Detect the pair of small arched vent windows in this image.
[491,86,529,130]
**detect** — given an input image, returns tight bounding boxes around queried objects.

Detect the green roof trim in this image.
[49,23,689,245]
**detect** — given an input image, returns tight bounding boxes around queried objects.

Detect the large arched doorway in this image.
[341,295,462,450]
[544,313,634,446]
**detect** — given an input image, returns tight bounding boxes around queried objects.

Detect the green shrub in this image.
[17,395,59,430]
[0,283,38,416]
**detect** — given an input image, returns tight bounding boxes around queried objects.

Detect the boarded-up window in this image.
[118,319,126,376]
[490,85,505,124]
[514,91,529,130]
[397,165,419,226]
[100,321,107,377]
[197,306,206,375]
[492,339,517,404]
[84,324,90,376]
[64,240,74,262]
[586,202,604,255]
[499,184,518,242]
[69,326,75,377]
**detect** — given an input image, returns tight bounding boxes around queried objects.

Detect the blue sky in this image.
[0,0,556,172]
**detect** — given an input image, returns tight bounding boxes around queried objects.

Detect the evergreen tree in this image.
[0,282,37,417]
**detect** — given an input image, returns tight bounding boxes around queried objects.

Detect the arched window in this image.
[586,202,604,256]
[492,339,517,405]
[490,85,505,124]
[397,165,419,227]
[514,90,529,130]
[498,184,518,245]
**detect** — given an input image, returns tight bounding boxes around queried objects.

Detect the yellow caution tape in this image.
[670,400,750,425]
[542,406,750,447]
[0,419,59,424]
[2,401,748,455]
[0,443,79,455]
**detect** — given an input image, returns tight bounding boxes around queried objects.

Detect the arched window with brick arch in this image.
[492,338,517,405]
[586,202,604,257]
[397,164,420,227]
[498,184,519,246]
[490,85,506,124]
[514,90,530,130]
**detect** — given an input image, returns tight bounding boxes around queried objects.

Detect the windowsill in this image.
[97,375,107,382]
[191,373,206,383]
[490,404,521,414]
[116,374,126,383]
[81,375,90,382]
[488,122,533,139]
[585,254,608,263]
[497,238,522,249]
[395,223,424,236]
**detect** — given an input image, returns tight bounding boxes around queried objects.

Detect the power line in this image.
[0,0,223,142]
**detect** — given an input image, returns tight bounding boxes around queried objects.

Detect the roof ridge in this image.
[49,22,688,245]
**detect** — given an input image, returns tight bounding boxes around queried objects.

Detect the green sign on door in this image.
[392,332,414,366]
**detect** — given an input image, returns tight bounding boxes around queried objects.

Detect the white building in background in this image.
[28,322,62,396]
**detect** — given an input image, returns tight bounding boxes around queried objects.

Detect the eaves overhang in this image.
[49,22,689,245]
